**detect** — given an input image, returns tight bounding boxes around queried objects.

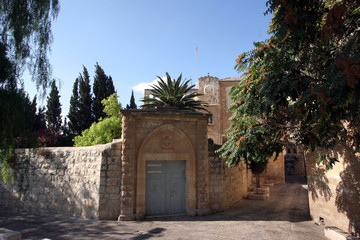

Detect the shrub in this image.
[73,93,122,146]
[73,116,121,146]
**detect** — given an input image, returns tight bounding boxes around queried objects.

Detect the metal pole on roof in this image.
[196,46,198,85]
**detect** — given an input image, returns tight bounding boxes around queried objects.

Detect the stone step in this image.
[246,191,270,200]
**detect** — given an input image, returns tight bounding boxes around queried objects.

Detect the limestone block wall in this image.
[222,161,251,209]
[260,151,285,184]
[208,142,252,212]
[98,140,122,220]
[0,140,122,220]
[306,140,360,237]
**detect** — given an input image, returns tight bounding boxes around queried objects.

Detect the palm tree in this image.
[141,72,208,112]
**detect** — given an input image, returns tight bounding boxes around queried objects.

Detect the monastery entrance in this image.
[119,109,211,220]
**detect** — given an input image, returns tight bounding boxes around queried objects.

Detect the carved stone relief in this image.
[161,133,173,151]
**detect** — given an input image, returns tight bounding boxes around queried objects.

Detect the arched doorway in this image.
[136,124,197,216]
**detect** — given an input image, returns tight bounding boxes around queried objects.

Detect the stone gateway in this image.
[119,109,211,220]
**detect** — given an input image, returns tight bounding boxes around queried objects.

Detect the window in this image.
[208,115,214,125]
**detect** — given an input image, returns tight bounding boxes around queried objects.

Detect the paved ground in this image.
[0,176,326,240]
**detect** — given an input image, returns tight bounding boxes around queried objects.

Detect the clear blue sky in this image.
[24,0,272,118]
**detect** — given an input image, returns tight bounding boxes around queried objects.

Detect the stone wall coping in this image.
[121,108,211,118]
[13,139,123,153]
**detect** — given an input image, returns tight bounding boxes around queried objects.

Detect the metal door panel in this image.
[146,160,186,215]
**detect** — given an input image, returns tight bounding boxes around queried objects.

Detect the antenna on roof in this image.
[196,46,198,86]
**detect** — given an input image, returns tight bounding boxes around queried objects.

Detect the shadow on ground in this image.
[142,175,311,223]
[0,176,313,239]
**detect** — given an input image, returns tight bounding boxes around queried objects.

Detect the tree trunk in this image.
[256,173,260,194]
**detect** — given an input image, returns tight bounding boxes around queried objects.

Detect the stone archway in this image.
[136,124,197,216]
[119,109,210,221]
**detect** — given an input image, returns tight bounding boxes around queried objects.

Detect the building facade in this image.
[195,75,242,145]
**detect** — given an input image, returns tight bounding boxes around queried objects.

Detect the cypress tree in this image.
[32,96,46,130]
[35,106,46,130]
[93,62,115,120]
[78,66,93,129]
[68,78,81,135]
[126,90,137,109]
[106,76,115,96]
[46,81,62,131]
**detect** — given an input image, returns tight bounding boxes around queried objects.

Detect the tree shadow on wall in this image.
[307,139,360,237]
[307,166,332,202]
[334,142,360,237]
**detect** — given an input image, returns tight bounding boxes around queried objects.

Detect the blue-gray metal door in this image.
[146,160,186,215]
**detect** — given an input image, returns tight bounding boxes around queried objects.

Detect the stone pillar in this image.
[118,114,136,221]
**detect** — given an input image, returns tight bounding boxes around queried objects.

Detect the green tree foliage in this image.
[93,63,116,120]
[220,0,360,168]
[126,90,137,109]
[0,0,60,92]
[218,116,283,189]
[0,0,59,183]
[0,84,38,183]
[46,81,62,131]
[0,43,16,85]
[67,78,81,135]
[0,43,35,149]
[73,93,122,147]
[0,88,35,147]
[31,96,46,130]
[102,93,122,117]
[78,66,93,129]
[141,72,208,112]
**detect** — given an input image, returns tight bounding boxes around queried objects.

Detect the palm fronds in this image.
[141,72,208,112]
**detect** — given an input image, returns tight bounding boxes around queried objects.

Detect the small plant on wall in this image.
[141,72,208,112]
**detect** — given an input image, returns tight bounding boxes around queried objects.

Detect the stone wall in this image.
[306,140,360,237]
[0,140,122,220]
[208,141,252,212]
[260,151,285,184]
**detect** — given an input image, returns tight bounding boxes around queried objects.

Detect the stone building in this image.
[285,143,306,176]
[195,75,242,145]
